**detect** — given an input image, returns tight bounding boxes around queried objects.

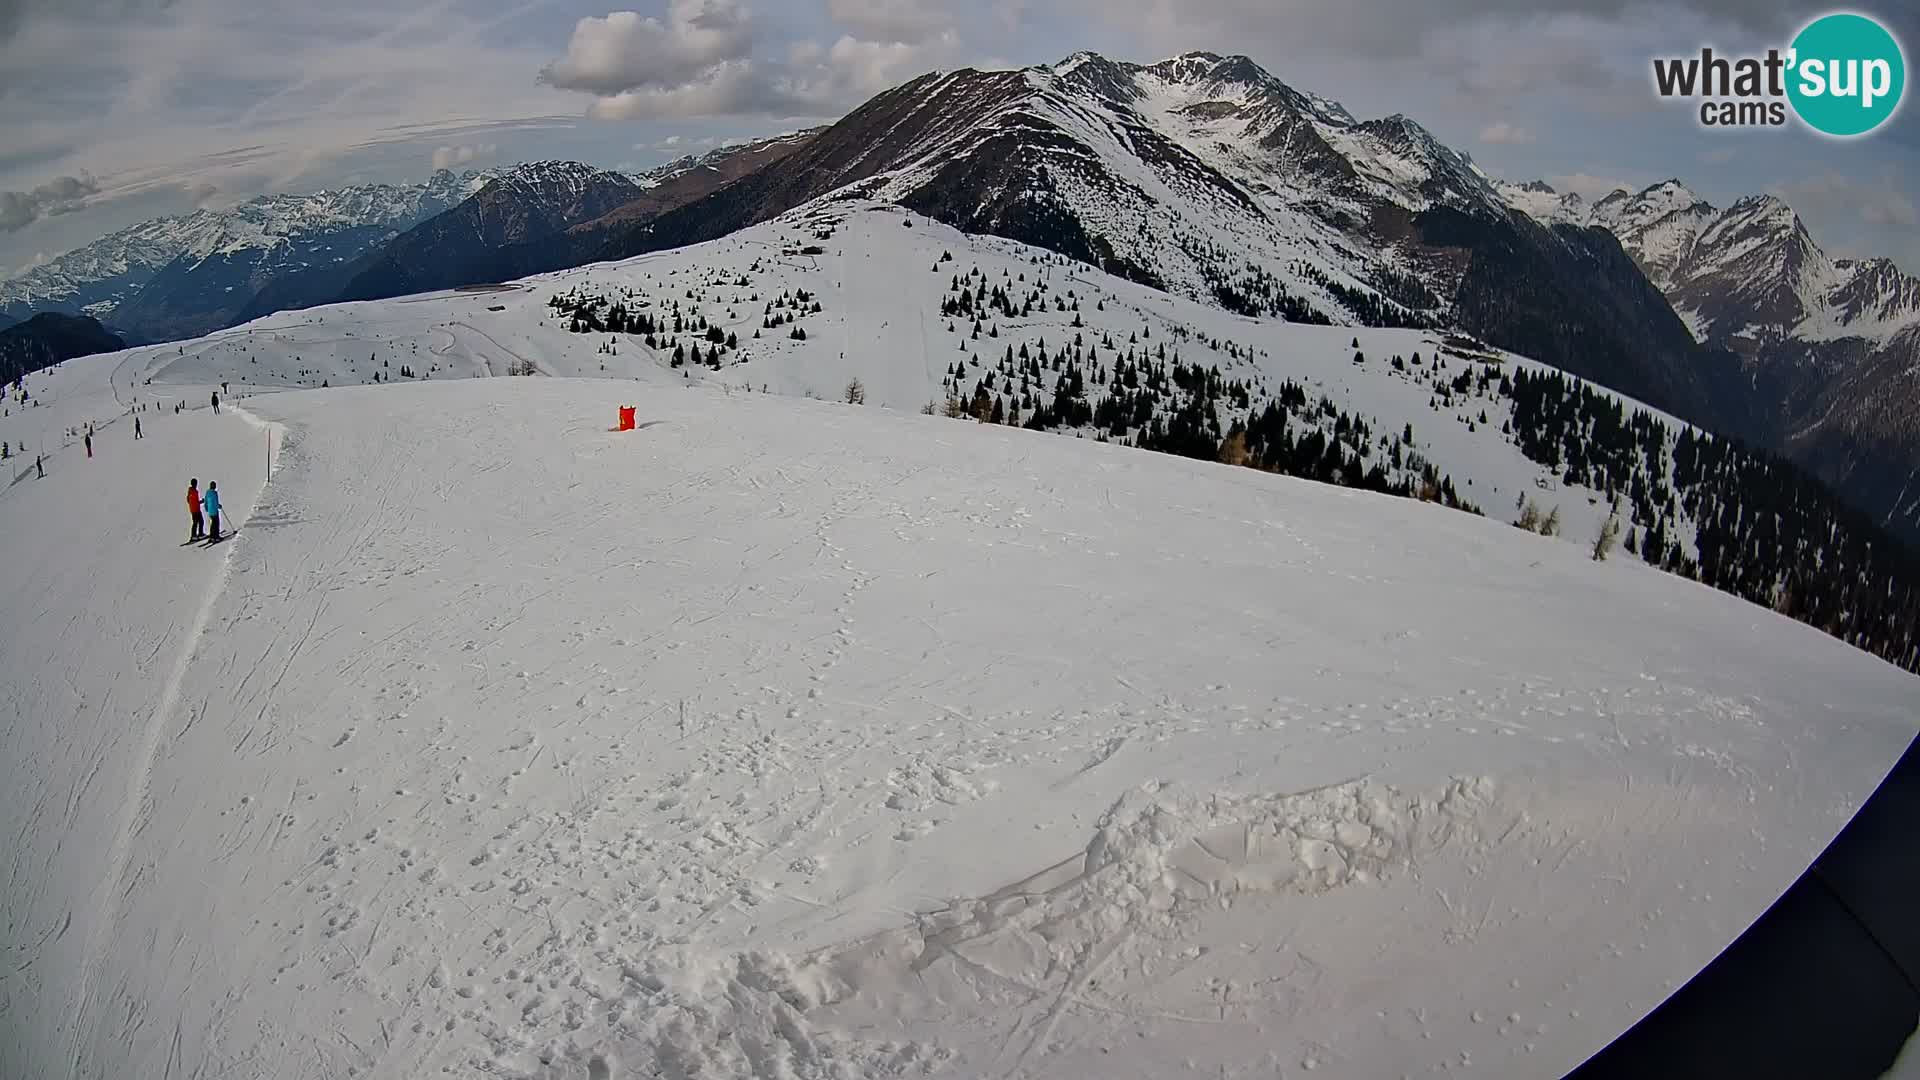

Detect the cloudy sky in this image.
[0,0,1915,277]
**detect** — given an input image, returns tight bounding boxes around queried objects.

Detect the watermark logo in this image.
[1652,11,1906,137]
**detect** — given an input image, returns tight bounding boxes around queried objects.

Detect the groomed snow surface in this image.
[3,355,1914,1080]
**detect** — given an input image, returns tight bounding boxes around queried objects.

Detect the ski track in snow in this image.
[0,399,268,1080]
[66,447,254,1076]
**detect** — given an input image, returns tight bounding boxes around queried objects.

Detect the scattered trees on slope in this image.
[1506,367,1919,673]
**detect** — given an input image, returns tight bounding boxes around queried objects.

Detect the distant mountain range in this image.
[0,171,487,341]
[230,161,650,323]
[0,137,820,351]
[313,133,815,308]
[1496,176,1920,541]
[310,132,820,308]
[4,53,1918,543]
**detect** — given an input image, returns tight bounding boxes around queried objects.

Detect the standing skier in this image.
[134,416,143,440]
[211,391,221,415]
[187,479,204,541]
[35,453,43,479]
[204,482,223,543]
[84,430,92,458]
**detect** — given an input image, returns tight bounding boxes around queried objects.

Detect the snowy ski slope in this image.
[0,348,1913,1078]
[18,205,1706,555]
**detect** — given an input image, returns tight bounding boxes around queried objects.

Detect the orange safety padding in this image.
[618,406,636,431]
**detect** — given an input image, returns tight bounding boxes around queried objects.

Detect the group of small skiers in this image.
[188,389,228,543]
[35,386,228,474]
[12,385,235,545]
[192,390,228,542]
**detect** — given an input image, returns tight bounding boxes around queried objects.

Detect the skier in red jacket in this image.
[187,479,204,541]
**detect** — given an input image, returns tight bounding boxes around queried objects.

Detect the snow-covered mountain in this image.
[3,140,831,349]
[573,131,821,237]
[0,170,487,340]
[1499,177,1920,541]
[4,139,828,354]
[8,53,1732,442]
[463,160,643,216]
[586,51,1734,458]
[0,214,215,319]
[1506,178,1920,346]
[239,135,823,321]
[637,129,822,193]
[628,51,1504,317]
[1492,179,1588,226]
[326,161,651,304]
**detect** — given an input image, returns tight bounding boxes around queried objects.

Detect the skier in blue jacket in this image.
[204,482,223,543]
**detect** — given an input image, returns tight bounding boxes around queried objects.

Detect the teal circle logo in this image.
[1787,12,1906,137]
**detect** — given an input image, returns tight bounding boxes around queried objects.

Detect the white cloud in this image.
[1782,170,1917,229]
[430,143,499,170]
[1070,0,1807,65]
[1863,195,1917,228]
[0,173,101,233]
[555,11,955,123]
[583,60,777,120]
[0,0,580,228]
[1477,121,1532,144]
[788,38,826,66]
[835,33,939,89]
[539,2,756,97]
[538,1,922,122]
[825,0,951,44]
[777,30,963,114]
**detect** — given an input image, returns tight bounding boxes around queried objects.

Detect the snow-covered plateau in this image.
[21,206,1715,554]
[1,207,1915,1080]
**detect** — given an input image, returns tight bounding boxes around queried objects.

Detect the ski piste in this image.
[0,363,1910,1079]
